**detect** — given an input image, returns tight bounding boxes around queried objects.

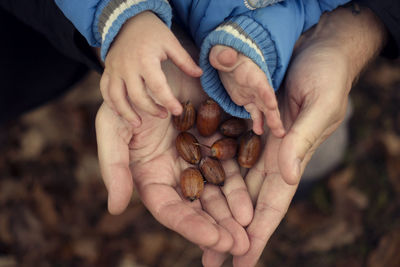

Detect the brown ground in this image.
[0,57,400,267]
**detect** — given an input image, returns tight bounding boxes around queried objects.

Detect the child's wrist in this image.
[96,0,172,61]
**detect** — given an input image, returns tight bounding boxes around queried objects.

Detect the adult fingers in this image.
[220,159,253,227]
[201,184,250,255]
[197,135,253,227]
[95,103,134,215]
[234,173,297,267]
[202,249,228,267]
[142,62,183,116]
[136,174,224,248]
[165,37,203,77]
[108,77,141,126]
[244,146,268,205]
[234,134,298,267]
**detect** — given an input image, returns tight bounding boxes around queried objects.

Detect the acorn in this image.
[172,101,196,131]
[238,131,261,168]
[175,132,201,164]
[211,138,238,160]
[220,118,247,138]
[180,167,204,201]
[199,156,226,186]
[196,99,222,137]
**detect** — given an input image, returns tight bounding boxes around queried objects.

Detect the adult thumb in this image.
[278,98,346,185]
[96,104,134,215]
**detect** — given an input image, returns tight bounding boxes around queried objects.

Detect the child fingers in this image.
[165,37,203,77]
[245,104,264,135]
[108,77,141,126]
[142,65,183,116]
[255,89,285,137]
[264,109,285,138]
[125,76,168,118]
[252,74,278,111]
[251,77,285,137]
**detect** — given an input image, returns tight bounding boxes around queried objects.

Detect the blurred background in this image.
[0,56,399,267]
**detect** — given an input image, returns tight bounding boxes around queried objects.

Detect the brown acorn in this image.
[199,156,226,186]
[175,132,201,164]
[180,167,204,201]
[211,138,238,160]
[196,99,222,137]
[220,118,247,138]
[238,131,261,168]
[172,101,196,131]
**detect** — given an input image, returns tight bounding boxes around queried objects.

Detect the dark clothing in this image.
[0,1,101,125]
[359,0,400,58]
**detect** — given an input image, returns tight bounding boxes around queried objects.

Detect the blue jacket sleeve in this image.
[197,0,350,119]
[54,0,172,61]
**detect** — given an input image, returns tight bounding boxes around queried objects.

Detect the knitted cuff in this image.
[199,15,278,119]
[94,0,172,61]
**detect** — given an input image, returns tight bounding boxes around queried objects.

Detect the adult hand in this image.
[95,60,253,256]
[201,5,388,266]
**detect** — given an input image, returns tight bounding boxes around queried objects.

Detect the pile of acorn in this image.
[173,99,261,201]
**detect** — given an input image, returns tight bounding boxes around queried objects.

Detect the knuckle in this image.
[112,97,125,107]
[126,90,138,103]
[149,83,163,94]
[137,101,158,115]
[138,55,151,67]
[109,88,123,103]
[148,79,167,95]
[231,93,247,106]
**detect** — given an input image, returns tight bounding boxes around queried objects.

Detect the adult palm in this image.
[95,61,253,256]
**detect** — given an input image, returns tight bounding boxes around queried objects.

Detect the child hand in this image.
[100,11,203,126]
[209,45,285,137]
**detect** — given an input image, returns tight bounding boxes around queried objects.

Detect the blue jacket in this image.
[55,0,350,118]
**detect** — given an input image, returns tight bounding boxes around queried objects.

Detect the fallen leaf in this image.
[32,184,59,228]
[302,219,362,253]
[367,226,400,267]
[72,238,99,263]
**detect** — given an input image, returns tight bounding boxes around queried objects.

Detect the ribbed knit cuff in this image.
[94,0,172,61]
[199,15,278,119]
